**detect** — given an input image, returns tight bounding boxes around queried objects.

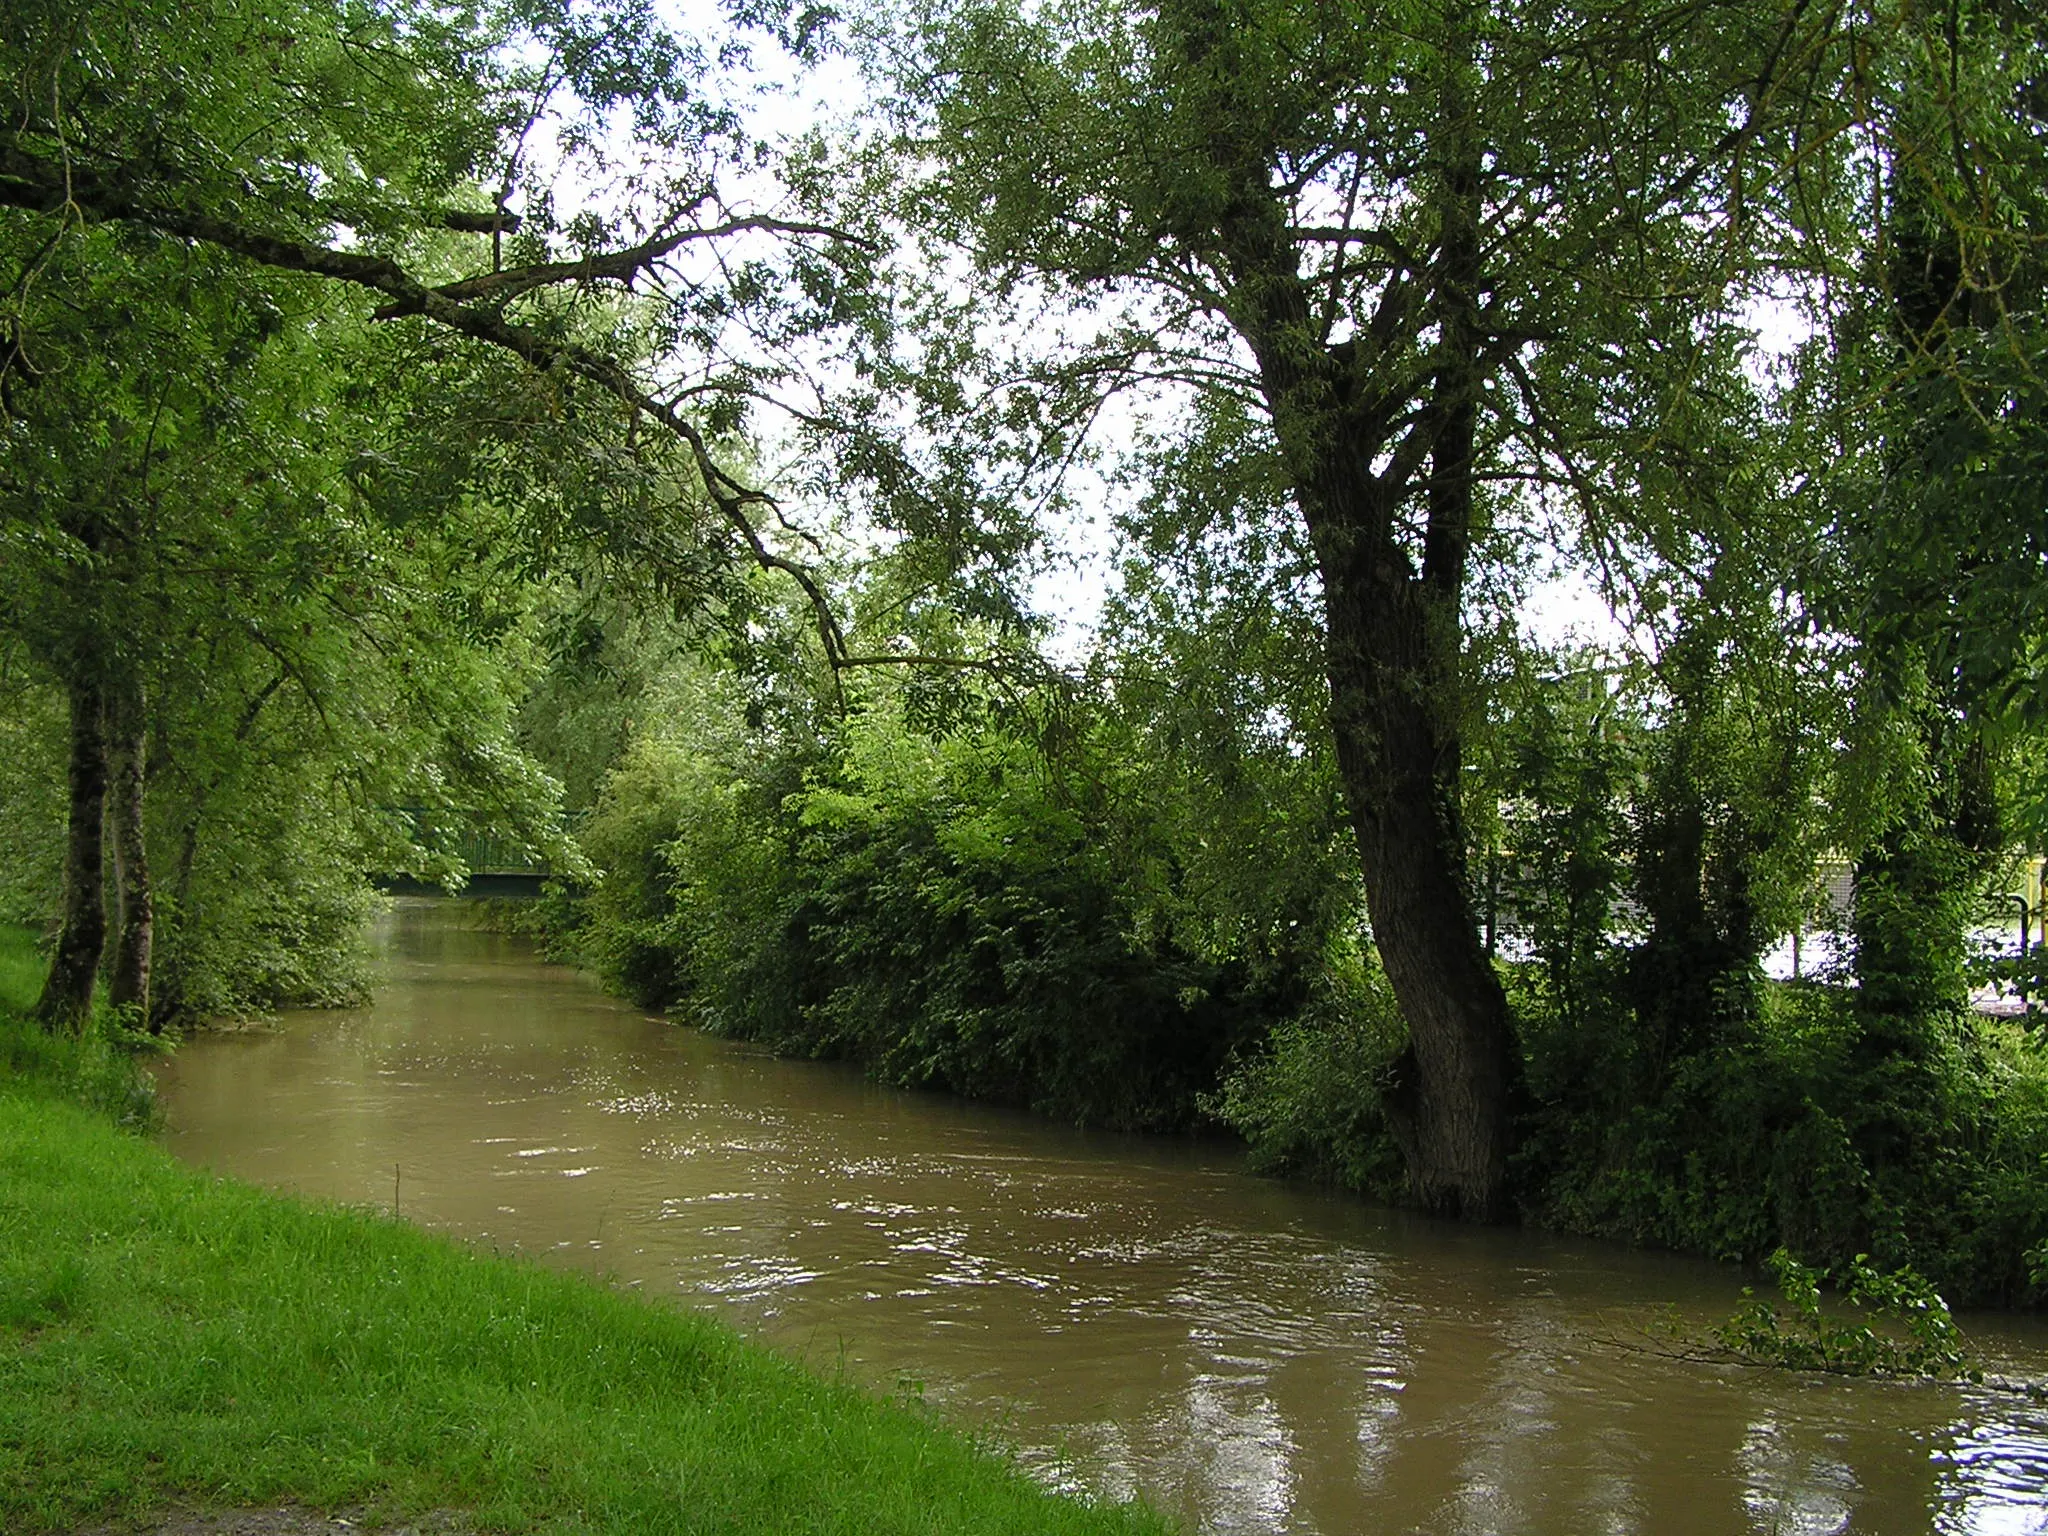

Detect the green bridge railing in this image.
[380,809,553,886]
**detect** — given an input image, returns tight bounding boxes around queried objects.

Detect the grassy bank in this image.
[0,929,1171,1535]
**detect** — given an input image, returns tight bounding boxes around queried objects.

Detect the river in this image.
[153,899,2048,1535]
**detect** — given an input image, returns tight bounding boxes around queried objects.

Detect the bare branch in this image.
[433,207,522,235]
[373,213,878,316]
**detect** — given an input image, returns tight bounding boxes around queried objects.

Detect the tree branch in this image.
[373,213,878,316]
[0,138,865,677]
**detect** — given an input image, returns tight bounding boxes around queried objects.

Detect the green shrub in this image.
[561,700,1312,1130]
[1206,943,1405,1197]
[1712,1248,1974,1378]
[1514,968,2048,1307]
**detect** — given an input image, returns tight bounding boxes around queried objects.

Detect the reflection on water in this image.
[155,900,2048,1535]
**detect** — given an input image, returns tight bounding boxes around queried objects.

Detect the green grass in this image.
[0,930,1174,1535]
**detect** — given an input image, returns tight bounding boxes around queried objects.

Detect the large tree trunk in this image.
[104,673,153,1023]
[1315,489,1516,1219]
[1317,46,1515,1219]
[35,676,108,1030]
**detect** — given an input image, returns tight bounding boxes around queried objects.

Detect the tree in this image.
[0,0,892,1021]
[0,217,594,1023]
[886,0,1836,1214]
[0,0,883,636]
[1762,0,2048,1239]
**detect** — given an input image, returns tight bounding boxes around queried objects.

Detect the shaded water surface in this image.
[156,901,2048,1535]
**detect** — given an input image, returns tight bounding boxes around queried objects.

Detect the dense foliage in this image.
[546,642,1328,1129]
[539,592,2048,1302]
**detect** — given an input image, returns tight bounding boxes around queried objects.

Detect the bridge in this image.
[371,818,555,899]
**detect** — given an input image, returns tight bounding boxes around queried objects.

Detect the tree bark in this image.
[104,672,153,1023]
[35,675,108,1030]
[1301,426,1515,1216]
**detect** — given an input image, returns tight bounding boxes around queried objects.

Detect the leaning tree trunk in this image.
[35,676,108,1030]
[104,673,153,1023]
[1313,54,1514,1219]
[1164,0,1516,1217]
[1314,476,1517,1219]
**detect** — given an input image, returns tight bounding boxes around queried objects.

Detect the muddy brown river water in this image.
[154,899,2048,1534]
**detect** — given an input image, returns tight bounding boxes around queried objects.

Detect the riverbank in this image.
[0,928,1171,1536]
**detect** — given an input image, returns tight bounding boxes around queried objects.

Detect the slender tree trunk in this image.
[1628,637,1776,1079]
[148,669,283,1028]
[35,676,108,1030]
[147,816,203,1030]
[105,672,153,1022]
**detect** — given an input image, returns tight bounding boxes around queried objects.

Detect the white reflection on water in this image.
[1739,1416,1854,1535]
[1180,1371,1298,1533]
[1935,1416,2048,1534]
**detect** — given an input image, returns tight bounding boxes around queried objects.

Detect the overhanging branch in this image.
[0,137,872,675]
